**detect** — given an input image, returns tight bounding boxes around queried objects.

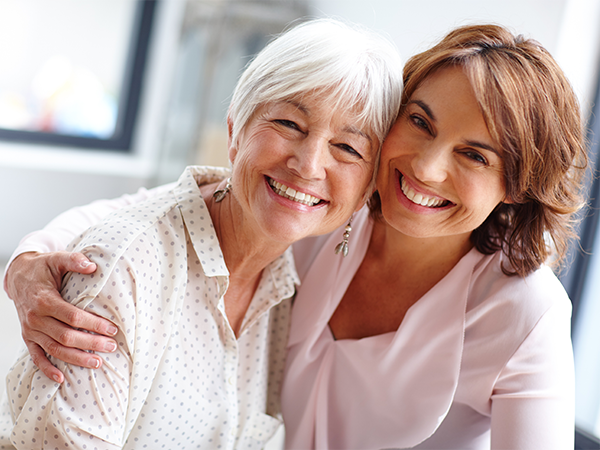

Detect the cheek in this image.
[467,181,506,218]
[380,137,402,163]
[331,166,373,207]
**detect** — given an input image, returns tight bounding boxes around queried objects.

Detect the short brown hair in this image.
[370,24,587,277]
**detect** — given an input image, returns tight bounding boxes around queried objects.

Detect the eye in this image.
[274,119,302,131]
[463,150,488,165]
[336,143,362,159]
[409,114,431,133]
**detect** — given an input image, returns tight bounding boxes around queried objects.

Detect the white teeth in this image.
[268,179,322,206]
[401,176,447,208]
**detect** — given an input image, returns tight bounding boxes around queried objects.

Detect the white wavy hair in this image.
[228,18,403,165]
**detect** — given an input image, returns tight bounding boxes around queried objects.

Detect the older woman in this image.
[4,24,585,450]
[0,19,402,449]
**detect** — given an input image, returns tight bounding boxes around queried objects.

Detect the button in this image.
[228,375,235,386]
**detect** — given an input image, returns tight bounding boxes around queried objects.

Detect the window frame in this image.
[0,0,157,151]
[561,68,600,450]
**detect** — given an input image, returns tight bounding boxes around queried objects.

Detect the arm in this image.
[4,183,175,276]
[490,300,574,449]
[3,182,174,383]
[7,254,136,449]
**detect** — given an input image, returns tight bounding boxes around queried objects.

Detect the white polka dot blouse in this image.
[2,166,298,450]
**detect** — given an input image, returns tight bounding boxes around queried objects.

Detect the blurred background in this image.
[1,0,600,447]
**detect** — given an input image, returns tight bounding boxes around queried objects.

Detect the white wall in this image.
[311,0,566,56]
[309,0,600,116]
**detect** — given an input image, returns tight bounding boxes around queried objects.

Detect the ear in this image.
[502,195,515,205]
[227,115,237,164]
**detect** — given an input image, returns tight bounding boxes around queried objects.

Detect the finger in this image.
[47,342,104,370]
[55,325,118,354]
[25,313,117,353]
[30,332,104,370]
[27,342,65,383]
[48,298,118,338]
[65,251,97,274]
[47,252,96,286]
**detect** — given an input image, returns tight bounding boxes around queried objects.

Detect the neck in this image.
[369,218,474,278]
[201,183,289,280]
[201,181,292,337]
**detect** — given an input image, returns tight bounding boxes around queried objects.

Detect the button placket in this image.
[224,331,240,448]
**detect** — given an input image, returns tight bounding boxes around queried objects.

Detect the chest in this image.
[121,271,290,449]
[328,258,432,340]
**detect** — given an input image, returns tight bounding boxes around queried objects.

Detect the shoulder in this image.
[469,251,570,318]
[62,190,188,309]
[465,251,572,361]
[456,252,573,404]
[68,189,180,262]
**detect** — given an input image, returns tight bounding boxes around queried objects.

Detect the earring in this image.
[213,177,232,203]
[334,216,353,257]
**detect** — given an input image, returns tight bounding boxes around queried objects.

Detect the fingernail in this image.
[107,326,118,336]
[88,357,101,369]
[53,375,62,383]
[80,260,93,268]
[104,342,117,353]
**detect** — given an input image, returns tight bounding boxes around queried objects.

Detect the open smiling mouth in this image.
[400,175,451,208]
[268,178,324,206]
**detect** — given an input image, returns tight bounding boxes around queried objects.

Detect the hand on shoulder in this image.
[4,251,118,383]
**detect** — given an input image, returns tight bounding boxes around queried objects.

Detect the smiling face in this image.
[376,65,507,247]
[228,91,378,245]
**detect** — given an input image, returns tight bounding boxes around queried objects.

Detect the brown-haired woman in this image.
[4,24,586,449]
[282,24,585,449]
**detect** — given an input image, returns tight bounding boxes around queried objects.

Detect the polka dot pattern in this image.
[3,166,298,450]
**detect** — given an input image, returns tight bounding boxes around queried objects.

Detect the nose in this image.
[287,136,329,180]
[411,145,449,183]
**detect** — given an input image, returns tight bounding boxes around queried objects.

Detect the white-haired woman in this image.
[0,19,402,449]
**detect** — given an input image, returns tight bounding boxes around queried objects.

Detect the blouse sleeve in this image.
[6,254,137,449]
[490,298,574,450]
[3,182,174,284]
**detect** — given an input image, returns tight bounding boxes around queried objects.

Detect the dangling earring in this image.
[213,177,232,203]
[334,216,353,257]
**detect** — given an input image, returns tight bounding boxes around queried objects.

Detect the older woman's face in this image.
[376,66,506,245]
[228,91,378,245]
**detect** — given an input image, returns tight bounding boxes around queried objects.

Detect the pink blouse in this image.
[284,207,574,449]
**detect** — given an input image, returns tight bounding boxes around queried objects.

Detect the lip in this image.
[395,170,454,213]
[265,176,328,210]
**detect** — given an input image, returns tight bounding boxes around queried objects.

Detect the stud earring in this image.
[334,216,353,257]
[213,177,232,203]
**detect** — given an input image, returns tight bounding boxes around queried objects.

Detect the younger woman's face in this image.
[376,66,507,245]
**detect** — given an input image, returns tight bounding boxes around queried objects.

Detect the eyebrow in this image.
[286,100,372,142]
[410,99,436,123]
[464,139,499,156]
[344,125,372,142]
[286,99,309,115]
[409,99,499,155]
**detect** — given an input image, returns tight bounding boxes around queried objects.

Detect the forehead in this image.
[412,66,500,147]
[280,92,375,138]
[410,68,482,122]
